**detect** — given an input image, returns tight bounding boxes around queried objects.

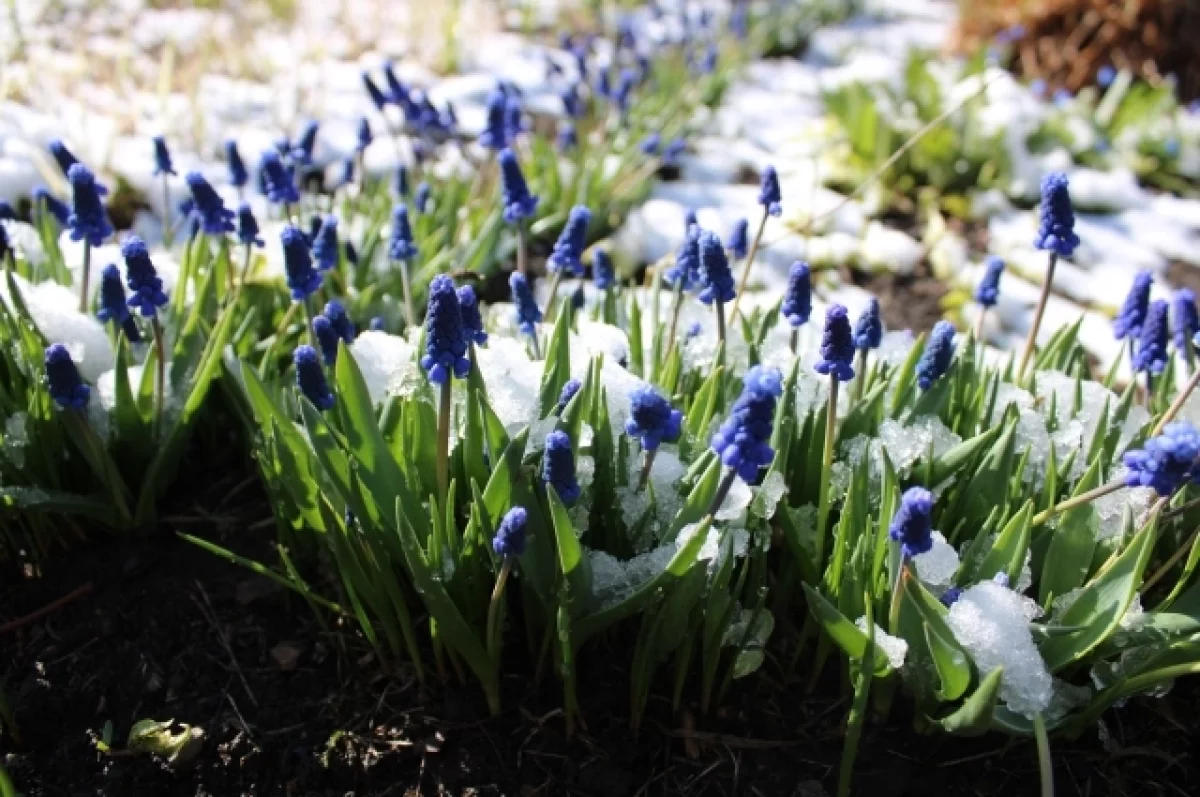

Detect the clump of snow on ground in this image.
[349,330,416,405]
[0,273,114,382]
[854,617,908,670]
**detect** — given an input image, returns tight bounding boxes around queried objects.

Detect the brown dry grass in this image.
[955,0,1200,100]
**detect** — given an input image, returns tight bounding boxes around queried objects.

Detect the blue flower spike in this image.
[458,284,488,346]
[45,344,90,410]
[917,320,957,390]
[665,226,701,291]
[152,136,176,176]
[236,202,264,248]
[728,218,749,260]
[1034,171,1080,258]
[1114,270,1153,341]
[542,430,582,505]
[281,224,322,301]
[758,165,782,217]
[593,248,614,290]
[1133,299,1170,376]
[890,487,934,558]
[626,385,683,451]
[312,215,339,272]
[975,256,1005,308]
[295,345,334,410]
[97,264,141,343]
[185,171,235,236]
[853,298,882,351]
[556,378,581,414]
[697,230,735,306]
[388,204,418,261]
[312,314,340,365]
[420,274,471,385]
[498,149,539,224]
[67,164,113,247]
[259,150,300,207]
[1124,422,1200,496]
[815,304,856,383]
[324,299,356,343]
[548,205,591,276]
[510,272,542,338]
[781,261,812,328]
[225,140,248,189]
[711,365,783,484]
[493,507,528,558]
[121,236,169,318]
[1173,289,1198,356]
[479,89,509,151]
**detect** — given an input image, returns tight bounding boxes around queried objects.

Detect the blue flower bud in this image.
[1114,270,1152,340]
[393,165,409,198]
[281,224,322,301]
[479,90,509,151]
[728,218,749,260]
[259,150,300,206]
[292,120,319,166]
[311,215,339,272]
[889,487,934,558]
[975,256,1005,308]
[593,248,614,290]
[711,365,782,483]
[498,149,539,224]
[33,187,70,226]
[457,284,488,346]
[1173,289,1198,355]
[1132,299,1170,376]
[781,261,811,327]
[97,264,141,342]
[235,202,263,248]
[356,117,372,153]
[387,204,418,262]
[1123,421,1200,496]
[121,236,169,318]
[758,165,782,217]
[510,272,542,336]
[493,506,528,557]
[152,135,176,176]
[312,313,340,365]
[1033,171,1080,257]
[853,298,882,351]
[415,182,432,215]
[556,378,581,413]
[363,72,388,111]
[295,344,334,410]
[814,304,855,382]
[324,299,356,343]
[542,430,581,505]
[917,320,957,390]
[225,140,248,188]
[184,171,235,236]
[548,205,591,276]
[45,343,90,410]
[67,164,113,246]
[626,385,683,451]
[665,226,701,291]
[697,230,735,306]
[420,274,471,384]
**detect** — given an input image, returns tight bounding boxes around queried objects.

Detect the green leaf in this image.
[537,305,573,417]
[801,583,893,675]
[972,500,1033,587]
[1038,459,1103,605]
[927,424,1002,486]
[546,485,593,616]
[934,667,1004,737]
[667,454,723,539]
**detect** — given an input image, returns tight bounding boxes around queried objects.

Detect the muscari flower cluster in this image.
[781,261,811,328]
[1132,299,1170,376]
[815,305,855,382]
[97,264,141,342]
[499,149,539,224]
[295,345,334,410]
[510,273,542,336]
[312,216,339,272]
[728,218,749,260]
[458,285,488,346]
[711,366,783,483]
[226,140,248,189]
[853,299,882,352]
[121,237,168,318]
[1174,289,1198,354]
[666,226,701,290]
[153,136,175,176]
[282,224,322,300]
[543,430,581,505]
[388,205,418,261]
[556,379,581,414]
[758,165,782,217]
[890,487,934,558]
[67,164,113,246]
[917,321,957,390]
[1123,421,1200,496]
[975,256,1005,308]
[421,274,471,384]
[625,386,683,451]
[493,506,528,558]
[185,172,234,235]
[1114,271,1152,340]
[260,150,300,206]
[697,230,735,306]
[548,206,591,276]
[1033,171,1080,258]
[45,344,90,410]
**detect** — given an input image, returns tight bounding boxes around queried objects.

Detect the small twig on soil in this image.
[192,581,259,707]
[0,582,93,635]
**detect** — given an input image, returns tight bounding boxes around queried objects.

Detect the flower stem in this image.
[662,281,686,365]
[1032,479,1125,526]
[259,301,300,375]
[516,222,528,277]
[151,316,166,434]
[162,175,173,249]
[728,207,768,324]
[853,348,868,402]
[545,270,564,321]
[707,468,738,518]
[436,378,452,506]
[1152,365,1200,436]
[714,299,727,371]
[79,241,91,313]
[1033,713,1055,797]
[527,329,542,359]
[300,296,316,351]
[815,378,840,567]
[1018,252,1058,378]
[238,243,253,297]
[397,258,416,330]
[486,558,513,664]
[636,448,658,492]
[974,306,987,343]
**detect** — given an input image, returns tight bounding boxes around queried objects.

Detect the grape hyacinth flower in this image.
[1173,289,1198,363]
[1132,299,1170,377]
[548,205,591,277]
[499,149,539,225]
[697,230,734,306]
[729,167,781,322]
[96,264,141,343]
[975,256,1005,308]
[595,68,611,101]
[504,96,525,142]
[1114,270,1153,341]
[1123,421,1200,496]
[363,72,388,111]
[1021,171,1078,375]
[185,172,235,236]
[259,150,300,209]
[152,136,175,176]
[393,165,409,198]
[815,305,856,383]
[853,297,882,394]
[593,248,614,290]
[728,218,749,260]
[67,164,112,248]
[121,237,168,319]
[479,90,509,151]
[614,69,636,115]
[292,121,319,166]
[492,506,528,558]
[388,204,418,327]
[225,140,248,191]
[295,345,334,410]
[710,365,782,510]
[421,274,471,385]
[758,165,782,217]
[626,385,684,450]
[781,261,812,329]
[542,430,582,505]
[236,203,263,248]
[562,83,582,119]
[324,300,355,344]
[312,314,340,365]
[33,187,70,226]
[571,284,585,310]
[45,344,90,410]
[510,272,542,355]
[665,226,701,291]
[281,224,322,301]
[415,182,431,215]
[458,284,488,346]
[556,378,581,414]
[49,139,79,177]
[889,487,934,558]
[356,118,372,154]
[311,216,339,272]
[917,320,957,390]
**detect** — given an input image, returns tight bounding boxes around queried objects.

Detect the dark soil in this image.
[850,265,950,335]
[1167,260,1200,299]
[5,497,1200,797]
